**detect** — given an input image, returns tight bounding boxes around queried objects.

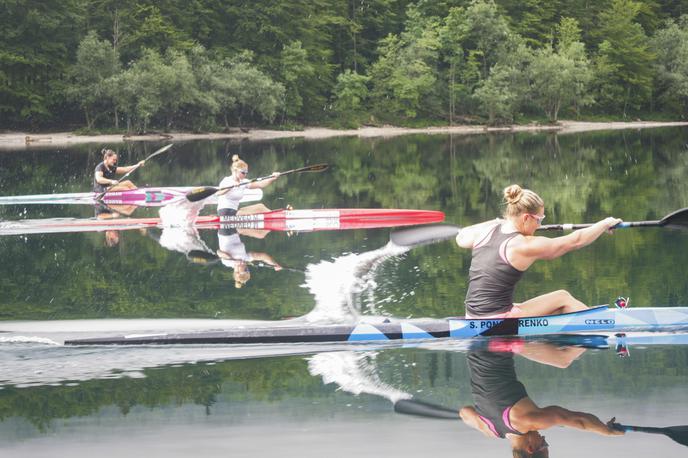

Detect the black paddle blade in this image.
[185,186,219,202]
[300,163,328,173]
[663,425,688,446]
[617,423,688,447]
[660,207,688,229]
[394,399,458,419]
[390,223,460,247]
[186,249,220,265]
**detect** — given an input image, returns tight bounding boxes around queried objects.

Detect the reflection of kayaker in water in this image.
[459,343,623,456]
[217,227,281,288]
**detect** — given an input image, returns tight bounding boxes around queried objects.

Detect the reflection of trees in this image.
[2,345,687,433]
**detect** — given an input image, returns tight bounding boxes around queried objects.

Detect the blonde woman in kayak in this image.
[456,184,621,318]
[216,155,279,218]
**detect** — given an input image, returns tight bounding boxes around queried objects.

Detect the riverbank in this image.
[2,120,687,150]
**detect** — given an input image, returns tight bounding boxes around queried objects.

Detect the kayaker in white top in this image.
[217,154,280,218]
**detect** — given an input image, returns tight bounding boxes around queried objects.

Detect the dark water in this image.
[1,129,688,457]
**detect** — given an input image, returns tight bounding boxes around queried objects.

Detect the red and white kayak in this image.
[0,187,263,206]
[0,208,445,236]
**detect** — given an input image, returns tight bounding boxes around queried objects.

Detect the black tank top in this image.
[93,162,116,192]
[465,225,524,316]
[468,351,528,438]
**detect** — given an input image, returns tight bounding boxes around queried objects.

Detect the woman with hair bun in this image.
[216,154,280,217]
[456,184,621,318]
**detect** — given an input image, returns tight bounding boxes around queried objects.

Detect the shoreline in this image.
[1,120,687,150]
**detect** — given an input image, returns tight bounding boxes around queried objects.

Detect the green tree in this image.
[651,15,688,116]
[280,41,316,121]
[0,0,85,126]
[593,0,656,116]
[457,0,512,81]
[369,5,441,120]
[439,7,467,125]
[473,63,520,124]
[64,31,121,129]
[528,18,593,122]
[332,70,370,114]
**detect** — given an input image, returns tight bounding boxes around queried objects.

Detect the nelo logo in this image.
[585,319,615,325]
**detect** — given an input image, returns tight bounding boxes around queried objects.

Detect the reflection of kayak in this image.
[65,305,688,345]
[0,187,263,206]
[0,208,446,236]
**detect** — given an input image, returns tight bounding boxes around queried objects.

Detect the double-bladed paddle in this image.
[611,423,688,447]
[96,143,174,200]
[395,400,688,448]
[186,249,304,273]
[539,207,688,231]
[185,163,329,202]
[390,207,688,247]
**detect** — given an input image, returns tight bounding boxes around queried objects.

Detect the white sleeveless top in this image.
[217,177,250,211]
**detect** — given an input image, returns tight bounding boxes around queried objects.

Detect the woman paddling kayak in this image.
[456,185,621,318]
[217,155,279,218]
[93,149,145,193]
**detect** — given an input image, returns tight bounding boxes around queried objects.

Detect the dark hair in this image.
[102,148,117,158]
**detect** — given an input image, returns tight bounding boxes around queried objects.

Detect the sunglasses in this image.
[534,437,549,453]
[237,169,248,175]
[528,213,546,225]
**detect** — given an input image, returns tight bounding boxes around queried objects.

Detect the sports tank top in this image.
[464,225,524,317]
[468,351,528,438]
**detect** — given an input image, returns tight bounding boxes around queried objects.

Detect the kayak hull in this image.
[0,209,446,236]
[0,187,263,206]
[64,306,688,345]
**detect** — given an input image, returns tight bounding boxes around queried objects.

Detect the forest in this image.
[2,0,688,131]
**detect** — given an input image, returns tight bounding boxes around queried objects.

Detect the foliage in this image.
[0,0,686,129]
[651,15,688,117]
[592,0,656,116]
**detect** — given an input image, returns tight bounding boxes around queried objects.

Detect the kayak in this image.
[0,208,446,236]
[64,305,688,345]
[0,187,263,206]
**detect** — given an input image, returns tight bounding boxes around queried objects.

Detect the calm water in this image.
[1,129,688,457]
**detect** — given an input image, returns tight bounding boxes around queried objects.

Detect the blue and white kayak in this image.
[64,306,688,345]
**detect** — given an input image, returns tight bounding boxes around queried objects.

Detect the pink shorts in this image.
[465,305,523,319]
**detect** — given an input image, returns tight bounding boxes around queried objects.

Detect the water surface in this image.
[1,129,687,456]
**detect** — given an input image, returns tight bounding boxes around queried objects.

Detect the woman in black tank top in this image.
[456,184,622,318]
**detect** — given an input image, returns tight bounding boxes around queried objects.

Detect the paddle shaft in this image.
[186,163,328,202]
[619,425,668,434]
[97,144,174,200]
[539,220,659,231]
[540,207,688,231]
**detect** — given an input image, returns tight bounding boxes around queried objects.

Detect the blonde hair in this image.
[231,154,248,172]
[233,265,250,288]
[503,185,544,218]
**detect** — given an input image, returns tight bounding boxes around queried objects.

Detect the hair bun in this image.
[503,184,523,205]
[232,154,240,162]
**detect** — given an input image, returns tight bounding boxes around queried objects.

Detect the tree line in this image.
[3,0,688,131]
